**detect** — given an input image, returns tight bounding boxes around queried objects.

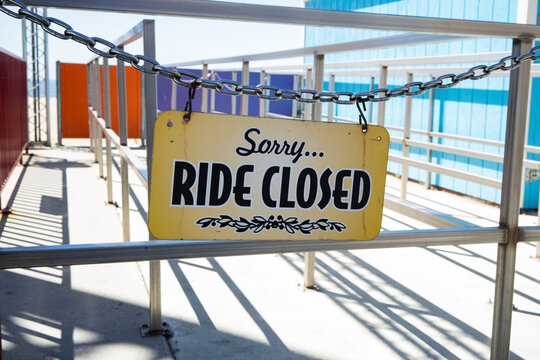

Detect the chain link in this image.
[3,0,540,106]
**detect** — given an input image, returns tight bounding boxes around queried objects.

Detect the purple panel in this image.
[157,75,172,113]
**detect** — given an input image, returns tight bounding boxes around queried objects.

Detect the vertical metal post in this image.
[117,48,128,146]
[377,65,388,126]
[142,20,164,335]
[303,54,324,290]
[171,68,177,111]
[312,54,324,121]
[210,71,216,113]
[43,9,51,147]
[304,68,312,120]
[259,70,266,117]
[241,61,250,116]
[140,71,146,147]
[231,71,237,115]
[103,58,114,204]
[201,63,208,112]
[426,76,435,189]
[94,60,104,179]
[87,63,94,153]
[304,252,316,290]
[94,59,102,118]
[401,73,413,200]
[117,47,130,243]
[56,61,62,146]
[490,36,533,360]
[368,76,375,123]
[328,73,335,122]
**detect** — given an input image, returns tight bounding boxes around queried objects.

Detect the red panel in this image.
[0,49,28,193]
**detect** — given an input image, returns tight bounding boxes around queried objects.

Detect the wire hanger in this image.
[356,100,368,133]
[183,85,197,122]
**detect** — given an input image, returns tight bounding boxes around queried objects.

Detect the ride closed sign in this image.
[148,111,389,240]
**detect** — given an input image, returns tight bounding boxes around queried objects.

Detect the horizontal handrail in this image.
[24,0,540,38]
[89,108,148,188]
[388,153,502,188]
[168,34,464,67]
[0,227,508,269]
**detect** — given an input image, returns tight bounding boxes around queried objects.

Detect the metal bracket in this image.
[140,322,173,338]
[525,168,540,182]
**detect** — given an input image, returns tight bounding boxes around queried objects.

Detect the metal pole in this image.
[94,59,102,118]
[259,70,266,117]
[401,72,413,200]
[43,9,51,147]
[117,45,130,243]
[171,69,177,111]
[490,36,533,360]
[426,75,435,189]
[231,71,237,115]
[368,76,374,123]
[210,71,216,113]
[103,58,114,204]
[56,61,62,146]
[312,54,324,121]
[94,60,104,178]
[140,71,146,147]
[142,19,163,335]
[305,68,312,120]
[328,73,335,122]
[303,252,316,290]
[201,63,208,112]
[303,54,324,289]
[241,61,249,116]
[86,63,94,153]
[377,65,388,126]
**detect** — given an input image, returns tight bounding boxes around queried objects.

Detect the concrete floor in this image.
[1,142,539,359]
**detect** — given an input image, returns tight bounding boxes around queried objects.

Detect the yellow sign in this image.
[148,111,389,240]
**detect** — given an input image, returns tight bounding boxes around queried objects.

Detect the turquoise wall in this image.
[305,0,540,207]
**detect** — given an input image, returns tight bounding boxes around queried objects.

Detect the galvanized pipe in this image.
[425,76,435,189]
[103,57,114,204]
[201,63,208,112]
[377,65,387,126]
[304,68,312,120]
[401,72,413,200]
[117,45,130,243]
[328,74,335,122]
[491,36,533,360]
[259,70,266,117]
[241,61,249,115]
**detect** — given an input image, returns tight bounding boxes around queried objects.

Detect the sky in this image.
[0,0,305,80]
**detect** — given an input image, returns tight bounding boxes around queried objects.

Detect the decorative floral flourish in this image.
[195,215,346,235]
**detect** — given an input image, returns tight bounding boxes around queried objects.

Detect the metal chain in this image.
[3,0,540,104]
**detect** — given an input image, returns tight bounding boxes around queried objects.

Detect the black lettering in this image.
[258,139,271,153]
[351,170,371,210]
[317,168,333,210]
[233,164,254,207]
[236,128,260,156]
[296,168,318,209]
[333,169,351,210]
[171,161,196,206]
[290,141,305,164]
[209,163,232,206]
[262,166,279,208]
[196,162,209,206]
[279,167,295,208]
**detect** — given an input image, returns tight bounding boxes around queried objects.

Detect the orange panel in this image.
[60,63,88,138]
[60,63,141,139]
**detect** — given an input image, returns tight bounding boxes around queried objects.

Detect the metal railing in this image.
[1,2,540,358]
